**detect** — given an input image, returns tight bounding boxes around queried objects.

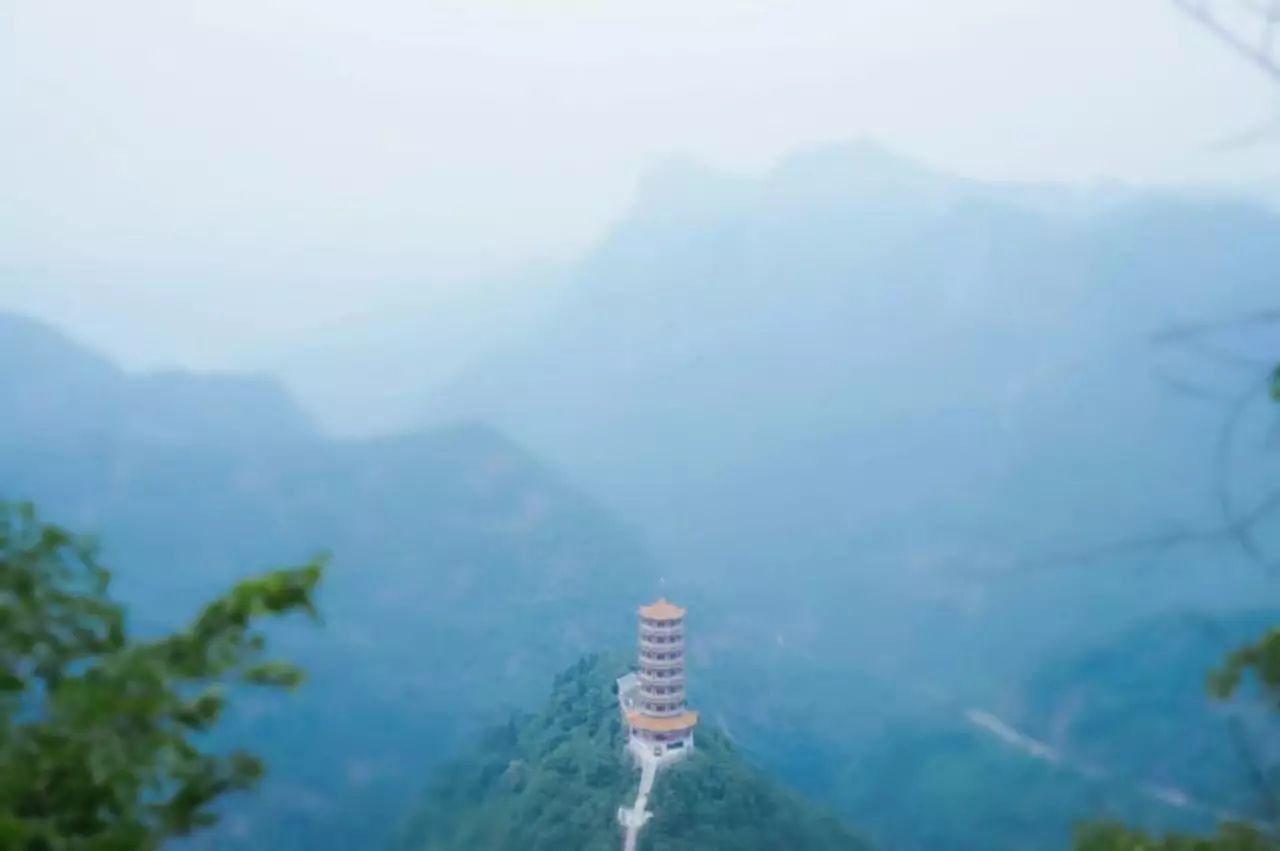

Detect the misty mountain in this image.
[428,140,1280,678]
[396,142,1280,849]
[0,312,315,450]
[0,312,657,851]
[5,141,1278,851]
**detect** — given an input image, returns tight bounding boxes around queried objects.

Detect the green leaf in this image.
[175,689,226,730]
[0,502,323,848]
[242,661,306,689]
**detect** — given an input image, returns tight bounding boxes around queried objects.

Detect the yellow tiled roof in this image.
[638,598,685,620]
[625,710,699,733]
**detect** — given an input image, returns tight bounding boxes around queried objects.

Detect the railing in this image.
[639,679,685,693]
[639,670,684,686]
[638,647,683,659]
[639,638,684,652]
[639,684,684,697]
[638,654,684,669]
[639,622,684,636]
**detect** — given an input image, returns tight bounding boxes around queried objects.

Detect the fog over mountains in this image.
[421,141,1280,665]
[4,141,1280,851]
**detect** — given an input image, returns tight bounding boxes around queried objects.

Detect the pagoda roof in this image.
[639,598,685,620]
[625,710,699,733]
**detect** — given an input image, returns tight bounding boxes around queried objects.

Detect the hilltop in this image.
[392,655,870,851]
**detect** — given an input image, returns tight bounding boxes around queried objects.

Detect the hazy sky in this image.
[2,0,1277,369]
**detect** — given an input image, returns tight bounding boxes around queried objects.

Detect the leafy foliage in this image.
[1207,628,1280,701]
[392,654,868,851]
[0,502,323,850]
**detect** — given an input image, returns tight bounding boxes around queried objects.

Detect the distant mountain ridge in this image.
[5,137,1279,851]
[426,138,1280,643]
[0,311,658,851]
[0,312,314,449]
[620,141,1162,238]
[413,140,1280,850]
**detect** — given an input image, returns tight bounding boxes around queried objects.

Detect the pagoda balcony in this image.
[639,668,684,683]
[640,689,686,704]
[639,637,684,652]
[637,702,686,718]
[640,705,686,720]
[638,654,684,669]
[639,622,684,637]
[639,678,685,693]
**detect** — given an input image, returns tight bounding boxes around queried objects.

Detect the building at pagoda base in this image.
[616,598,698,765]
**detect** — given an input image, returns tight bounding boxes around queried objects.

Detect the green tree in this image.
[0,502,324,850]
[1073,367,1280,850]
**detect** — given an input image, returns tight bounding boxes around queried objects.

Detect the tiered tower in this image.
[623,598,697,759]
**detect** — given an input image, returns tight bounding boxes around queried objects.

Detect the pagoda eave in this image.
[625,709,699,733]
[638,598,686,620]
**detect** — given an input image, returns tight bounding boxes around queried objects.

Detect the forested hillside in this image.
[393,655,870,851]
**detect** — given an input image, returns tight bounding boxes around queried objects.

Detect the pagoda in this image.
[617,598,698,762]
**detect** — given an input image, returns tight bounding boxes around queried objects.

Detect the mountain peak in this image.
[393,654,869,851]
[630,156,753,223]
[775,137,920,173]
[625,140,948,228]
[765,139,948,200]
